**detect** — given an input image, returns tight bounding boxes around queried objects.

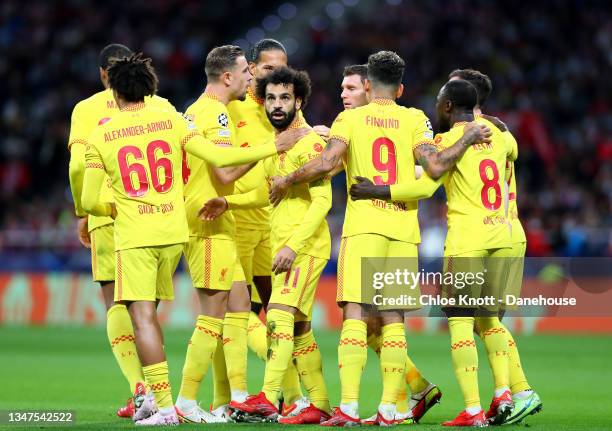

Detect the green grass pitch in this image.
[0,326,610,430]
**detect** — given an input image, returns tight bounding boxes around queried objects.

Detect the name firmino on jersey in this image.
[365,115,399,129]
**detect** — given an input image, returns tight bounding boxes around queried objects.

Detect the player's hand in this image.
[269,176,289,207]
[480,114,508,132]
[198,197,228,221]
[274,127,309,153]
[110,203,118,220]
[350,176,384,200]
[463,122,492,146]
[77,217,91,249]
[272,246,297,275]
[313,125,330,141]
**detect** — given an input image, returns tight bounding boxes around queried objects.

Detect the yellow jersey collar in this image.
[247,87,264,105]
[371,98,396,106]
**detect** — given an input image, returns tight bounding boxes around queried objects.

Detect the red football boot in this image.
[229,392,279,421]
[117,397,134,418]
[442,410,488,427]
[485,390,513,425]
[320,407,361,427]
[278,403,331,424]
[411,384,443,423]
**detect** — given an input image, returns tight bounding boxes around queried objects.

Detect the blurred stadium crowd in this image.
[1,0,610,266]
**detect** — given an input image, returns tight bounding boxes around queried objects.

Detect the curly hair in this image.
[448,69,493,107]
[107,53,158,102]
[255,66,311,108]
[367,51,405,87]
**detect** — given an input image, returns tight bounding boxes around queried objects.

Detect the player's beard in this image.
[267,105,296,131]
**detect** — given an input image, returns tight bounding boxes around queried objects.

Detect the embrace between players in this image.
[68,39,541,426]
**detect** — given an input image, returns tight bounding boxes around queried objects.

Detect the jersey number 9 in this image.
[118,140,174,197]
[372,137,397,185]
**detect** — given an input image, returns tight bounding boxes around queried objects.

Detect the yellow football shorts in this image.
[90,224,115,282]
[443,247,515,314]
[235,228,272,303]
[114,243,183,302]
[336,233,419,305]
[184,237,245,291]
[269,254,327,320]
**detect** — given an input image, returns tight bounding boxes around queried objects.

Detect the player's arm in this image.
[182,127,307,167]
[212,157,258,185]
[67,104,89,217]
[414,122,492,179]
[273,178,332,274]
[68,142,87,218]
[269,137,346,206]
[67,104,93,247]
[349,173,444,202]
[81,144,113,217]
[270,111,350,205]
[197,183,268,221]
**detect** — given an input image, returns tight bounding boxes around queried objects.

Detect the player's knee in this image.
[380,309,404,326]
[99,281,115,311]
[127,302,157,330]
[442,306,475,318]
[342,302,367,321]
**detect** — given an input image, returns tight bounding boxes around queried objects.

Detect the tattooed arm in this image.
[414,122,492,179]
[269,137,347,206]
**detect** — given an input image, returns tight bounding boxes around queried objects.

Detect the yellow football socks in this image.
[179,315,222,400]
[247,311,268,361]
[143,361,173,409]
[449,317,480,408]
[106,304,143,393]
[212,338,231,409]
[501,323,530,393]
[262,309,295,405]
[294,330,330,413]
[223,312,250,396]
[476,317,510,391]
[281,360,304,405]
[338,319,367,404]
[380,323,407,405]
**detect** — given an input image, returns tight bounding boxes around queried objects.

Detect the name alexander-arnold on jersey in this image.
[104,120,173,142]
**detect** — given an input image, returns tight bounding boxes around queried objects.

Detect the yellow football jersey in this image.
[328,98,434,243]
[227,87,272,230]
[184,93,237,240]
[262,117,332,259]
[503,131,526,244]
[68,88,174,231]
[437,117,515,254]
[84,104,191,250]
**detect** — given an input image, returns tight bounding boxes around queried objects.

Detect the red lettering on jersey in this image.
[365,115,399,129]
[237,121,247,128]
[107,100,116,109]
[240,142,250,148]
[313,143,323,153]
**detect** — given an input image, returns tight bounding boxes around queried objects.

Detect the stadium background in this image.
[1,1,611,429]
